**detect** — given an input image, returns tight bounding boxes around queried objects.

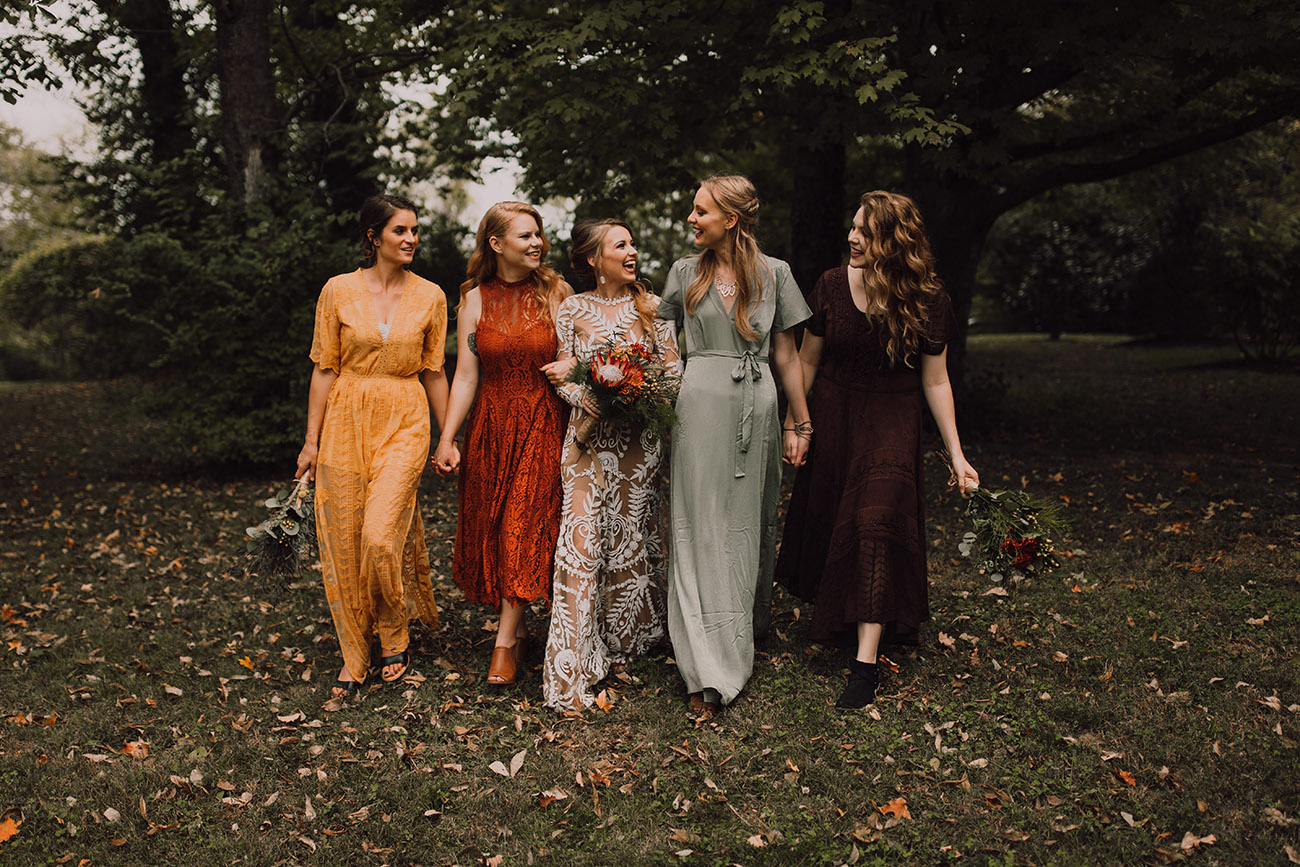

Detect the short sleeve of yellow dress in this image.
[312,269,443,683]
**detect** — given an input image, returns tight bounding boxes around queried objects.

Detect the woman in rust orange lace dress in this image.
[433,202,571,685]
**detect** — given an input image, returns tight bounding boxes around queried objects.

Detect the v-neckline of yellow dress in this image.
[362,268,411,342]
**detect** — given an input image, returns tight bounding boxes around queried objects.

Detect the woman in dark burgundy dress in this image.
[776,190,979,709]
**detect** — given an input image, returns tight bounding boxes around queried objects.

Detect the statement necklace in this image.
[589,291,632,306]
[715,278,738,298]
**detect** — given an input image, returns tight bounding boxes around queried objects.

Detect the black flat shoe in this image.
[378,649,410,682]
[332,678,361,698]
[835,660,879,709]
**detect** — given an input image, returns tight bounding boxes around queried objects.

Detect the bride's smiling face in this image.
[591,225,638,288]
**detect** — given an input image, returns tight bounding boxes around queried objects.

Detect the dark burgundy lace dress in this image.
[775,266,956,644]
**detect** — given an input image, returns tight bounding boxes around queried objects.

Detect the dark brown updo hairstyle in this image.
[569,219,657,341]
[359,194,419,267]
[856,190,944,367]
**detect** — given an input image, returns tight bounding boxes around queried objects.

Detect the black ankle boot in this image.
[835,660,879,709]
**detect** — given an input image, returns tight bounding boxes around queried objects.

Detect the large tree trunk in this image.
[905,164,997,386]
[214,0,278,206]
[102,0,190,166]
[788,137,848,297]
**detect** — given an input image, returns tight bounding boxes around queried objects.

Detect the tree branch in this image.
[1004,67,1240,161]
[996,95,1300,212]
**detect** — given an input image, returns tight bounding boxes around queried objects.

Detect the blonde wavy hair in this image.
[568,219,657,342]
[461,201,564,318]
[856,190,944,367]
[684,175,770,341]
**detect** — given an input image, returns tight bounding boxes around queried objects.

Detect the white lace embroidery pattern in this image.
[541,293,682,711]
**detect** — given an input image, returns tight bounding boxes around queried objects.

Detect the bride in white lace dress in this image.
[542,219,681,712]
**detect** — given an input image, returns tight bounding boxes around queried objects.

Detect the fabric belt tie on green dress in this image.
[691,349,768,478]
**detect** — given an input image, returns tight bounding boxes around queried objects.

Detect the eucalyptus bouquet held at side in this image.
[244,474,317,581]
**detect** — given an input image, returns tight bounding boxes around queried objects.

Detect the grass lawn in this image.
[1,336,1297,866]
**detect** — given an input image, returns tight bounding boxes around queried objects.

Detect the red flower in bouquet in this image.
[958,483,1067,581]
[617,363,646,396]
[999,536,1040,568]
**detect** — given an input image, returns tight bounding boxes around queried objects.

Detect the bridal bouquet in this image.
[244,474,317,580]
[958,484,1068,581]
[567,340,680,441]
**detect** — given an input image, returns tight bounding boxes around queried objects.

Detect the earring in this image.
[599,274,606,285]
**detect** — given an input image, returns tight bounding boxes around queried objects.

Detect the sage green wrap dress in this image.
[658,255,810,705]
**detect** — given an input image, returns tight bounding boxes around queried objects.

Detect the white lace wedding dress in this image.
[541,291,681,712]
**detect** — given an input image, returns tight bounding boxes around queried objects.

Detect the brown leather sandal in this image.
[486,645,517,685]
[688,692,720,718]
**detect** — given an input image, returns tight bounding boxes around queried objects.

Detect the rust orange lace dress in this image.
[452,277,566,608]
[309,269,445,683]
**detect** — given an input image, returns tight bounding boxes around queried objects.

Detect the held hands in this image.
[539,357,578,387]
[432,439,461,476]
[581,391,602,419]
[295,442,318,482]
[782,430,808,466]
[782,416,812,466]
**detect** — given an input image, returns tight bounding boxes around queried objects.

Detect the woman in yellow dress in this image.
[296,194,450,699]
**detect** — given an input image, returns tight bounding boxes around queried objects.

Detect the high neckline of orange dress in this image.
[493,275,535,290]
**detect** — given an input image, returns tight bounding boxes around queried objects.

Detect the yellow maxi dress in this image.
[309,269,445,682]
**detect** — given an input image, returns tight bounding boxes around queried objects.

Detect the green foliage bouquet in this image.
[959,485,1068,581]
[244,475,317,580]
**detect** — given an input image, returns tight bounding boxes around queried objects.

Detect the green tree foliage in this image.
[421,0,1300,373]
[978,121,1300,359]
[0,123,84,270]
[0,2,61,104]
[418,0,961,292]
[895,0,1299,358]
[1,235,135,377]
[1180,125,1300,360]
[979,186,1154,339]
[4,1,464,465]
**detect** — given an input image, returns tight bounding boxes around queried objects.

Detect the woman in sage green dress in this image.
[657,175,812,715]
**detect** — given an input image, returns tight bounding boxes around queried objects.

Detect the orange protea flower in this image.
[590,352,627,387]
[568,336,682,440]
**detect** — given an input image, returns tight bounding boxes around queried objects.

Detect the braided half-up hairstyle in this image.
[568,219,657,341]
[359,194,419,267]
[857,190,945,368]
[684,175,770,341]
[461,202,564,318]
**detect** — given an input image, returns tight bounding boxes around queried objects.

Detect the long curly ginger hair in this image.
[855,190,945,367]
